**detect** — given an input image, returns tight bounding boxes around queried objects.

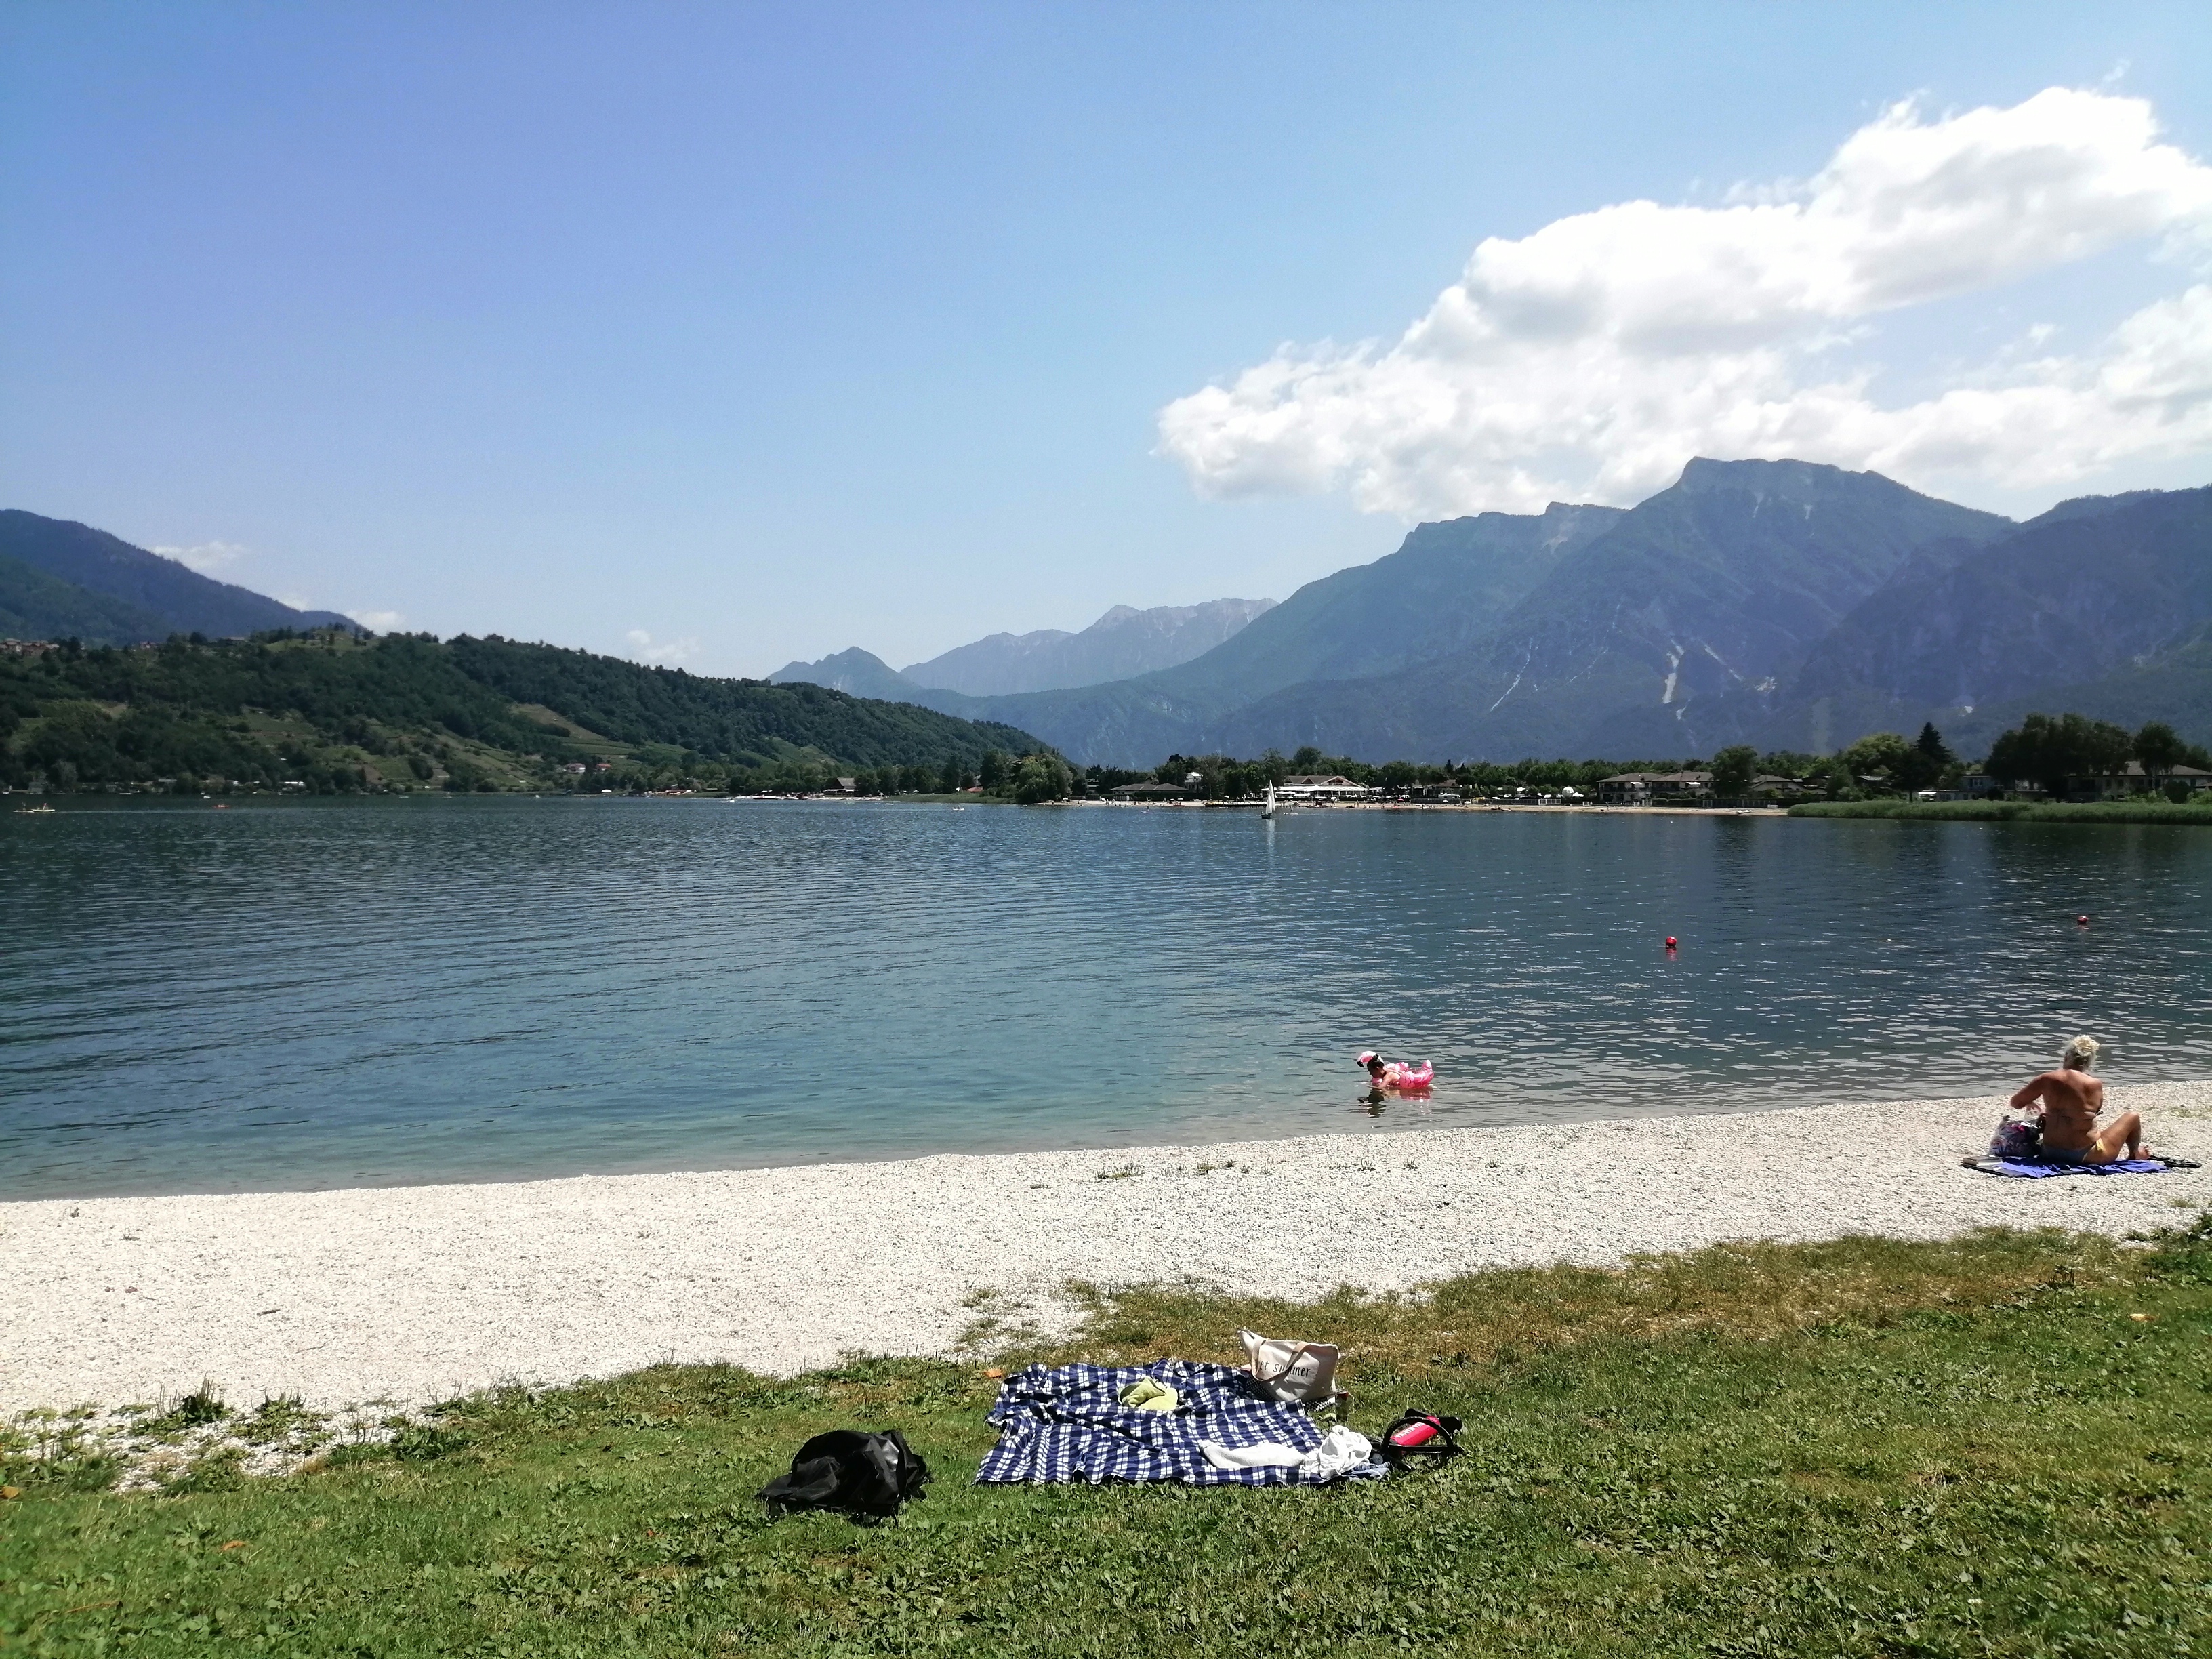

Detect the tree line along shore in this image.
[5,628,2209,818]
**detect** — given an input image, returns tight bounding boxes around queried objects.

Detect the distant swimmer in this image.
[2009,1036,2148,1165]
[1358,1050,1434,1092]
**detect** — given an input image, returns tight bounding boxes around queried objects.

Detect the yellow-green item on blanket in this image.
[1117,1377,1181,1414]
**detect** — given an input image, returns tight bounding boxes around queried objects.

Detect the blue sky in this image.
[4,3,2209,676]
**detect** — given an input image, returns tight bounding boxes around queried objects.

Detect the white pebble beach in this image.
[6,1082,2208,1418]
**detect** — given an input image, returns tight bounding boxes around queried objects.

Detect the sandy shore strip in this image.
[5,1083,2208,1417]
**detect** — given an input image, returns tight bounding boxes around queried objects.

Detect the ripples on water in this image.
[5,797,2209,1197]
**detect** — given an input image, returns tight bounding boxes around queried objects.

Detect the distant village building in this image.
[1109,781,1191,800]
[1967,761,2209,801]
[1596,770,1714,804]
[2089,760,2212,799]
[1275,773,1369,801]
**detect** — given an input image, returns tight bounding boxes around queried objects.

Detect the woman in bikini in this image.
[2010,1036,2148,1164]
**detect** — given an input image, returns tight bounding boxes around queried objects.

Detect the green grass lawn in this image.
[6,1223,2211,1656]
[1790,798,2212,825]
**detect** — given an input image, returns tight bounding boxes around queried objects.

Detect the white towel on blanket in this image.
[1198,1425,1373,1478]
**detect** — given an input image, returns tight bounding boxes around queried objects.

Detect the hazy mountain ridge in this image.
[764,646,937,705]
[979,461,2209,764]
[1782,487,2212,718]
[922,500,1631,761]
[1467,459,2014,759]
[0,510,359,642]
[1932,624,2212,758]
[964,459,2019,764]
[25,464,2208,775]
[1743,485,2212,755]
[1132,502,1624,708]
[901,597,1276,695]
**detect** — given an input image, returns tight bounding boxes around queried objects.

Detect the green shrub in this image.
[1791,798,2212,825]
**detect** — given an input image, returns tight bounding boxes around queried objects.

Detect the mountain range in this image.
[0,510,359,643]
[772,596,1276,701]
[772,459,2212,764]
[902,597,1276,695]
[17,459,2210,774]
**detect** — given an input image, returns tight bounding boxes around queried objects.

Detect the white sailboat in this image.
[1261,783,1276,819]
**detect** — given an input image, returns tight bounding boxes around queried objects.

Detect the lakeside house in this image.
[1109,781,1192,801]
[1277,773,1371,801]
[2090,761,2212,798]
[1596,770,1719,804]
[1962,762,2211,801]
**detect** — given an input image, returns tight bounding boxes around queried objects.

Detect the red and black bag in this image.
[1376,1410,1462,1467]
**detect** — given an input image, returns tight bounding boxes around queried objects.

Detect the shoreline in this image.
[1081,800,1789,816]
[5,1082,2207,1416]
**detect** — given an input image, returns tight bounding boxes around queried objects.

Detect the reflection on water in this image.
[3,797,2209,1197]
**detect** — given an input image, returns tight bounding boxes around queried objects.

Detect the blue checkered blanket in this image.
[1965,1156,2171,1179]
[975,1359,1326,1486]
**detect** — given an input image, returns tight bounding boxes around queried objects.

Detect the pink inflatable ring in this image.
[1357,1052,1434,1091]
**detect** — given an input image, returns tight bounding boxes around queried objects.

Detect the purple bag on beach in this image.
[1990,1116,2043,1162]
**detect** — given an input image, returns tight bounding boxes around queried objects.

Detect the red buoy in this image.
[2076,914,2090,926]
[1665,936,1678,949]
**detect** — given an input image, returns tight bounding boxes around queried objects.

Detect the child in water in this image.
[1357,1050,1434,1090]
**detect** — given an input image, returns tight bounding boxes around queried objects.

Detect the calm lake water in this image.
[5,797,2210,1199]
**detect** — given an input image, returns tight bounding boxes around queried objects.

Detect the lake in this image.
[5,797,2209,1199]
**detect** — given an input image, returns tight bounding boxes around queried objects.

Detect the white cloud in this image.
[152,540,248,572]
[1158,88,2212,515]
[624,628,699,665]
[348,609,407,632]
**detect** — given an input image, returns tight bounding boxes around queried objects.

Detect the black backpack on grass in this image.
[758,1429,930,1520]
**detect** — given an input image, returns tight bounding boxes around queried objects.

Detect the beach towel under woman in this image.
[976,1359,1362,1486]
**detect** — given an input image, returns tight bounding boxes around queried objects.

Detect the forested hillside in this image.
[447,637,1040,764]
[0,510,358,641]
[1,551,182,644]
[0,630,1050,795]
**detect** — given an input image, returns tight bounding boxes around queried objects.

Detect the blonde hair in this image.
[2062,1035,2101,1069]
